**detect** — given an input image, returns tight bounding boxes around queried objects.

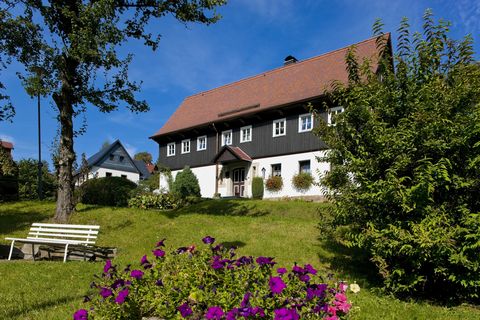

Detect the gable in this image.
[95,144,139,174]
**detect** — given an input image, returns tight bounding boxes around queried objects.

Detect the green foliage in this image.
[265,175,283,192]
[131,172,160,196]
[252,177,264,199]
[292,172,314,192]
[78,177,137,207]
[133,151,152,163]
[0,147,18,201]
[172,166,201,198]
[316,11,480,301]
[17,158,57,200]
[128,193,182,210]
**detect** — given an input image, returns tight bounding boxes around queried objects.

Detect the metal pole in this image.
[37,93,43,200]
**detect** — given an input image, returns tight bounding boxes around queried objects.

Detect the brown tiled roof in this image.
[231,147,252,161]
[213,146,252,163]
[0,141,13,149]
[151,34,390,138]
[146,163,156,174]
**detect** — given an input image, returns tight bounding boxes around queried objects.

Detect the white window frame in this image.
[271,163,282,177]
[221,130,232,146]
[299,160,311,174]
[197,135,207,151]
[240,125,252,143]
[272,118,286,137]
[328,106,345,126]
[298,113,314,133]
[181,139,190,154]
[167,142,175,157]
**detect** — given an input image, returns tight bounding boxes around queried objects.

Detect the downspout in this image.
[212,123,219,196]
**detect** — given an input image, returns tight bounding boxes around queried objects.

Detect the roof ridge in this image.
[183,34,388,101]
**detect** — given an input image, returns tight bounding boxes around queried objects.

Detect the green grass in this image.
[0,200,478,319]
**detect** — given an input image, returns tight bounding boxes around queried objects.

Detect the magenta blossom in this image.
[256,256,276,266]
[130,269,144,279]
[178,303,193,318]
[274,308,300,320]
[99,287,113,298]
[73,309,88,320]
[140,255,149,265]
[156,238,166,247]
[205,306,224,320]
[304,264,317,275]
[269,276,287,294]
[103,260,112,273]
[277,267,288,275]
[153,249,165,257]
[115,288,129,304]
[202,236,215,244]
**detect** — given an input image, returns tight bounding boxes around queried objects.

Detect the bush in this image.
[265,175,283,192]
[128,193,182,210]
[75,236,353,319]
[0,147,18,201]
[172,166,201,198]
[78,177,137,207]
[292,172,314,192]
[252,177,264,199]
[17,159,57,200]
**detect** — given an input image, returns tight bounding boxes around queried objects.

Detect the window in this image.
[109,154,114,161]
[221,130,232,146]
[299,160,311,174]
[197,135,207,151]
[105,172,112,177]
[328,106,344,126]
[240,125,252,143]
[181,139,190,154]
[298,113,313,132]
[121,174,127,179]
[167,142,175,157]
[271,164,282,177]
[273,118,286,137]
[119,156,124,162]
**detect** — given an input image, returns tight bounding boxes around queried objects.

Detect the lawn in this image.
[0,200,478,319]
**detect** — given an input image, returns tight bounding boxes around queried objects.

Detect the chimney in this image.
[284,55,298,66]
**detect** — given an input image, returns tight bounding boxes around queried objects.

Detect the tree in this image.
[17,158,57,200]
[0,0,226,221]
[101,140,112,150]
[0,146,18,201]
[316,11,480,300]
[134,151,153,163]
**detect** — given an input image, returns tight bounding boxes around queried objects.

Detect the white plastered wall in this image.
[91,166,140,184]
[160,165,217,198]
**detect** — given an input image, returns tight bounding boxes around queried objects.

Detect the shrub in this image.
[172,166,201,198]
[252,177,264,199]
[75,236,353,319]
[78,177,137,207]
[265,175,283,192]
[17,159,57,200]
[128,193,182,210]
[0,147,18,201]
[292,172,314,192]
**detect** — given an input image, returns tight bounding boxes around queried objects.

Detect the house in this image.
[0,140,14,157]
[150,34,391,198]
[75,140,151,185]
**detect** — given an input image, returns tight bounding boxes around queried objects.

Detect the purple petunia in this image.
[292,265,305,274]
[274,308,300,320]
[111,279,125,289]
[103,260,112,273]
[205,306,224,320]
[256,256,276,266]
[115,288,129,304]
[155,279,164,286]
[99,287,113,298]
[299,274,310,283]
[73,309,88,320]
[153,249,165,257]
[240,292,251,307]
[269,276,287,294]
[130,269,144,279]
[156,238,166,247]
[140,255,149,265]
[178,302,193,318]
[235,256,253,267]
[304,264,317,275]
[202,236,216,244]
[306,284,328,300]
[277,267,288,275]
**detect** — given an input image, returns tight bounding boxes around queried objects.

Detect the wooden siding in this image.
[96,144,139,173]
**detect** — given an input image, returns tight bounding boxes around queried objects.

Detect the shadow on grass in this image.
[3,294,82,319]
[162,199,270,219]
[0,210,49,236]
[221,240,246,249]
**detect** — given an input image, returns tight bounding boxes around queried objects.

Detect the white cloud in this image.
[0,134,15,143]
[453,0,480,34]
[235,0,296,22]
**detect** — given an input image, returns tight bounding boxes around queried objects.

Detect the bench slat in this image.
[28,232,97,239]
[31,223,100,229]
[6,237,89,244]
[29,227,98,235]
[25,237,95,244]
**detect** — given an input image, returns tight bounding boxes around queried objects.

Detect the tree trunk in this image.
[53,75,76,222]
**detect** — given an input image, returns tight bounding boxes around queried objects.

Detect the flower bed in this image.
[75,237,353,319]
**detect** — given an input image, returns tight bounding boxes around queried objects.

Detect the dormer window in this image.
[197,135,207,151]
[221,130,232,146]
[167,142,175,157]
[181,139,190,154]
[109,154,114,161]
[240,126,252,143]
[328,106,344,126]
[273,118,286,137]
[119,156,124,162]
[299,113,313,132]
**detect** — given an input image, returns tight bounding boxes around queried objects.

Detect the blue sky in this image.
[1,0,479,168]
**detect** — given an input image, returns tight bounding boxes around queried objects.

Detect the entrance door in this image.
[232,168,245,197]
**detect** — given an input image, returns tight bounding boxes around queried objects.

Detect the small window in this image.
[299,113,313,132]
[221,130,232,146]
[299,160,311,174]
[197,135,207,151]
[273,118,286,137]
[109,154,114,161]
[328,106,344,126]
[119,156,125,162]
[240,125,252,143]
[167,142,175,157]
[271,164,282,177]
[105,172,112,177]
[181,139,190,154]
[121,174,127,179]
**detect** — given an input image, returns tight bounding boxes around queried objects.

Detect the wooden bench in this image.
[5,223,100,263]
